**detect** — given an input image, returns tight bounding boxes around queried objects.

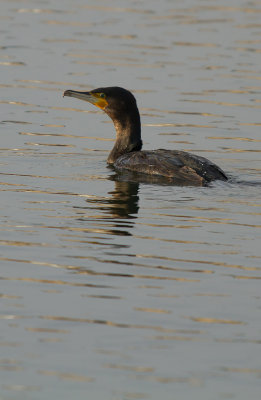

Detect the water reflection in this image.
[102,176,140,219]
[73,178,140,238]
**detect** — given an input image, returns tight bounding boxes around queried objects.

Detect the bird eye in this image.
[100,93,106,99]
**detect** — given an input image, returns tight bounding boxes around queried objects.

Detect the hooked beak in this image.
[63,90,108,110]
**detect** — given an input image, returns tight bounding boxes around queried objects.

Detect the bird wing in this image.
[114,150,206,185]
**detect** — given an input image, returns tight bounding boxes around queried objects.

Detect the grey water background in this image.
[1,0,261,399]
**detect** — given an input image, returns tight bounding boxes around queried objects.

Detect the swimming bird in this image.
[63,86,227,185]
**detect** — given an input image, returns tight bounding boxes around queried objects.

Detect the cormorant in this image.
[63,86,227,185]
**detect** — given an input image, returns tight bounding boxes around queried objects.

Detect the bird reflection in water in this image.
[75,177,140,239]
[105,175,140,219]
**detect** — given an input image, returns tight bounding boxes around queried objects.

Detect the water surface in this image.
[1,1,261,399]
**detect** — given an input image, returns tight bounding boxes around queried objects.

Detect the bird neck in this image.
[107,113,142,164]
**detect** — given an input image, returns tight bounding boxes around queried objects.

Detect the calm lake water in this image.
[1,0,261,399]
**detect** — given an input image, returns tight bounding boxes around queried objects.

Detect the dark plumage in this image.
[63,86,227,186]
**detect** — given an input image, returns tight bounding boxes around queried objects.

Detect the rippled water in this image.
[1,0,261,399]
